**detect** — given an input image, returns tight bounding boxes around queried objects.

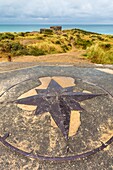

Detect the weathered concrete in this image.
[0,64,113,170]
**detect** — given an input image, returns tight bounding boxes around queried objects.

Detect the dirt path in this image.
[0,51,94,72]
[0,51,91,64]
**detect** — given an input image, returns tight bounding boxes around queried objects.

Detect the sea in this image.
[0,24,113,35]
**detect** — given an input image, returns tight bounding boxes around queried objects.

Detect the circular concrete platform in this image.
[0,65,113,170]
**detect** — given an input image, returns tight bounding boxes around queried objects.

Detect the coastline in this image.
[0,24,113,34]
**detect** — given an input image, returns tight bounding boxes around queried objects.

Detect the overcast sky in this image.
[0,0,113,24]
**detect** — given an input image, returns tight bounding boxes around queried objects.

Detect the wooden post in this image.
[7,55,12,62]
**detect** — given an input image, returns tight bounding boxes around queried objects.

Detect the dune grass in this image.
[0,29,113,64]
[85,42,113,64]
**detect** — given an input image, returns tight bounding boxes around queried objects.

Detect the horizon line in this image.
[0,23,113,25]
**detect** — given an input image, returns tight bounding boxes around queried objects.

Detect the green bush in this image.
[0,40,27,55]
[100,43,111,50]
[36,36,44,40]
[0,41,12,53]
[61,44,69,52]
[55,40,61,44]
[68,43,72,47]
[86,44,113,64]
[0,41,46,56]
[28,46,45,56]
[97,36,104,41]
[18,32,26,37]
[13,49,28,56]
[69,36,74,41]
[62,33,68,37]
[11,42,24,51]
[0,33,15,40]
[74,38,92,49]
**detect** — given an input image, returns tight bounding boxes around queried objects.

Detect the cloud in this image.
[0,0,113,23]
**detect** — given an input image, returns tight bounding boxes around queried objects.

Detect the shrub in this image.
[74,38,92,49]
[0,33,15,40]
[11,42,24,51]
[28,46,45,56]
[61,44,69,52]
[55,40,61,44]
[62,33,68,37]
[13,48,28,56]
[36,35,44,40]
[68,43,72,47]
[18,32,26,37]
[69,36,74,41]
[97,36,104,41]
[31,42,63,54]
[100,43,111,50]
[0,40,27,55]
[86,44,113,64]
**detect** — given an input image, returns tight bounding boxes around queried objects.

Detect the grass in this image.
[0,29,113,64]
[86,43,113,64]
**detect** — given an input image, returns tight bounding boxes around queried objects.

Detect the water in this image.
[0,24,113,35]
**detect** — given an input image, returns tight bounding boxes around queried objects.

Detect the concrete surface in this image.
[0,63,113,170]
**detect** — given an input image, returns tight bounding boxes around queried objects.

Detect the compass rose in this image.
[16,79,102,140]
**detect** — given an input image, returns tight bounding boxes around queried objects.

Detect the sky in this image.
[0,0,113,24]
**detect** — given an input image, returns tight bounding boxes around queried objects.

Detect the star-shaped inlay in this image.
[16,79,102,140]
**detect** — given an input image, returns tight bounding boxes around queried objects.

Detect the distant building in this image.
[40,26,62,34]
[50,26,62,31]
[40,28,52,34]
